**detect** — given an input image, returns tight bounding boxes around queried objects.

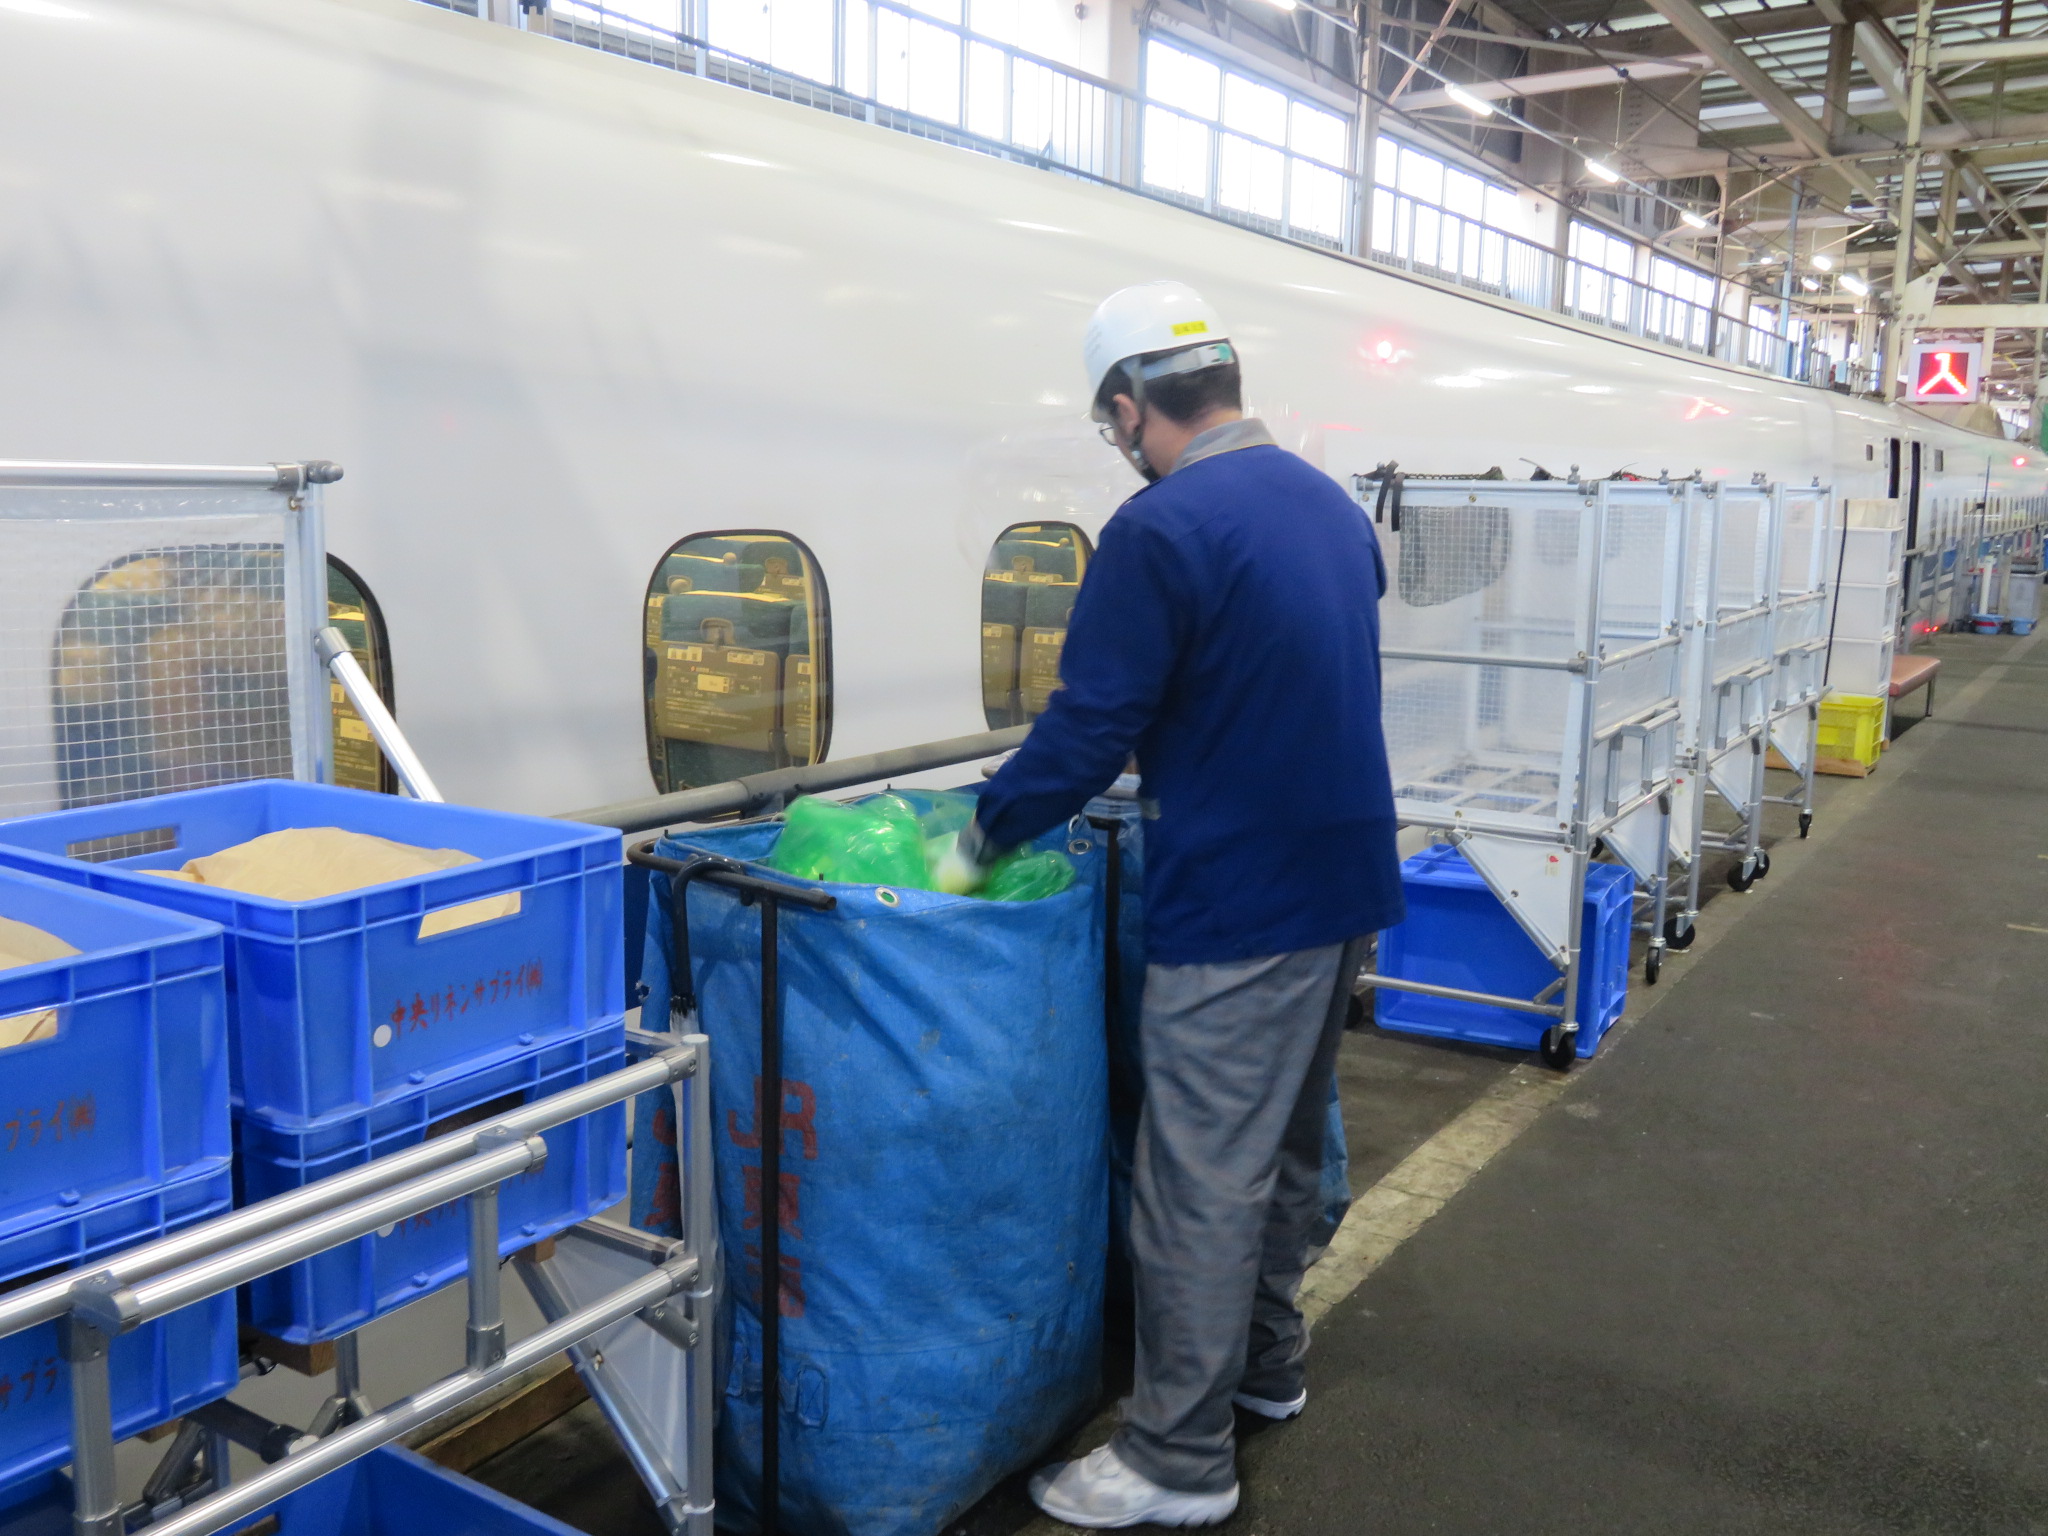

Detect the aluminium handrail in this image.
[0,1044,699,1338]
[561,724,1028,831]
[83,1136,548,1333]
[129,1257,697,1536]
[41,1036,713,1536]
[1380,647,1589,672]
[0,460,343,491]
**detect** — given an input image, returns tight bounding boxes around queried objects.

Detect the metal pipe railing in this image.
[562,724,1027,831]
[1381,647,1588,672]
[92,1136,547,1333]
[317,626,443,802]
[24,1038,711,1536]
[0,1044,697,1338]
[132,1257,698,1536]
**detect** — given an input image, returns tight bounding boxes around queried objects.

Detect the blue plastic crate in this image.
[0,868,230,1246]
[1376,846,1633,1060]
[236,1020,627,1344]
[1,1445,583,1536]
[0,782,624,1126]
[0,1168,237,1506]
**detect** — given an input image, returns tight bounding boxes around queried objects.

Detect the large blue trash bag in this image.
[1083,797,1351,1262]
[630,811,1108,1536]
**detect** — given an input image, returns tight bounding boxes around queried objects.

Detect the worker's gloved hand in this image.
[932,817,999,895]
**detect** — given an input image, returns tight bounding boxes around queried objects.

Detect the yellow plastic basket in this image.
[1816,692,1886,776]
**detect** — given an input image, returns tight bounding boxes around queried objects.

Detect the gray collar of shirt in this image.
[1172,417,1275,474]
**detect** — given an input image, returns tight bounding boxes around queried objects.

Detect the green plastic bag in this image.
[765,794,929,889]
[980,847,1078,902]
[892,788,979,840]
[765,791,1077,901]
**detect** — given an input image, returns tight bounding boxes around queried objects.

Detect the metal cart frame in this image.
[1355,476,1692,1068]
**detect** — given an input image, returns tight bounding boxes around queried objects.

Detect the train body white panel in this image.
[0,0,2039,812]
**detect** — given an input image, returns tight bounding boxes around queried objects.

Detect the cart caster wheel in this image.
[1727,856,1758,892]
[1797,811,1813,839]
[1539,1025,1577,1071]
[1753,849,1772,879]
[1663,916,1696,951]
[1645,947,1663,986]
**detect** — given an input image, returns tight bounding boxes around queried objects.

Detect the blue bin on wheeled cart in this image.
[1376,845,1633,1061]
[0,866,238,1506]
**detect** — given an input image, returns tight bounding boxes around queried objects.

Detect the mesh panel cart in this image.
[1670,479,1778,944]
[1762,483,1840,845]
[0,463,717,1536]
[1359,475,1691,1068]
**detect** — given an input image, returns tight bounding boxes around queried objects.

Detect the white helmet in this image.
[1083,280,1234,408]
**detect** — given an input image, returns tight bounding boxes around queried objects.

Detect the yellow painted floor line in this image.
[1300,1063,1566,1326]
[2009,923,2048,935]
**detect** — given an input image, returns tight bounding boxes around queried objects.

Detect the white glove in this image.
[931,818,997,895]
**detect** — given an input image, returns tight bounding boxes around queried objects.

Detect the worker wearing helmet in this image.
[941,280,1402,1524]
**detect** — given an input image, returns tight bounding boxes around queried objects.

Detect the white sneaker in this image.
[1231,1387,1307,1421]
[1027,1444,1239,1528]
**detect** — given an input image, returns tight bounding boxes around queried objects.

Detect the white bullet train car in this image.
[1,0,2041,817]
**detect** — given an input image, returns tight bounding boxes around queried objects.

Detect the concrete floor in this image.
[467,628,2044,1535]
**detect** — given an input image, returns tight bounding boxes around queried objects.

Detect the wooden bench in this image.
[1889,653,1940,722]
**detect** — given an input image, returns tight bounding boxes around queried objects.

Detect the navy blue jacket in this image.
[976,426,1404,964]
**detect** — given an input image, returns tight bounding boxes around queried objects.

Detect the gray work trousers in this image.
[1110,936,1365,1495]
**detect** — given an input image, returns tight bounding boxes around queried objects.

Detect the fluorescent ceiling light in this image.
[1840,273,1870,297]
[1801,276,1821,292]
[1445,84,1495,117]
[1812,253,1835,270]
[1584,159,1622,184]
[1257,0,1299,11]
[1680,209,1710,230]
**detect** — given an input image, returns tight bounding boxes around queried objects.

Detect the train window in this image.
[981,524,1093,729]
[642,531,831,793]
[326,558,395,793]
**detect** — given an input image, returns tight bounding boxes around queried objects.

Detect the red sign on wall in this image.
[1907,342,1984,403]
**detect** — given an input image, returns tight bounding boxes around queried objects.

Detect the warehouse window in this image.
[1140,39,1352,241]
[1646,256,1715,350]
[981,523,1091,729]
[326,558,395,794]
[643,532,831,793]
[1568,221,1638,328]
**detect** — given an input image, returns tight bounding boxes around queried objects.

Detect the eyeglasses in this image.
[1095,420,1119,446]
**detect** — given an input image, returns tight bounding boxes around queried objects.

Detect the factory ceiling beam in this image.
[1933,33,2048,65]
[1396,53,1707,108]
[1848,9,2036,246]
[1637,0,1892,211]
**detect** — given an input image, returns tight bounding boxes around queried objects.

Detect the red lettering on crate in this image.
[387,960,546,1038]
[4,1094,96,1154]
[0,1357,60,1411]
[725,1078,817,1160]
[741,1166,803,1239]
[740,1245,806,1318]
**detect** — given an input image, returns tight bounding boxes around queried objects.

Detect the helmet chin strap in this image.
[1122,370,1162,483]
